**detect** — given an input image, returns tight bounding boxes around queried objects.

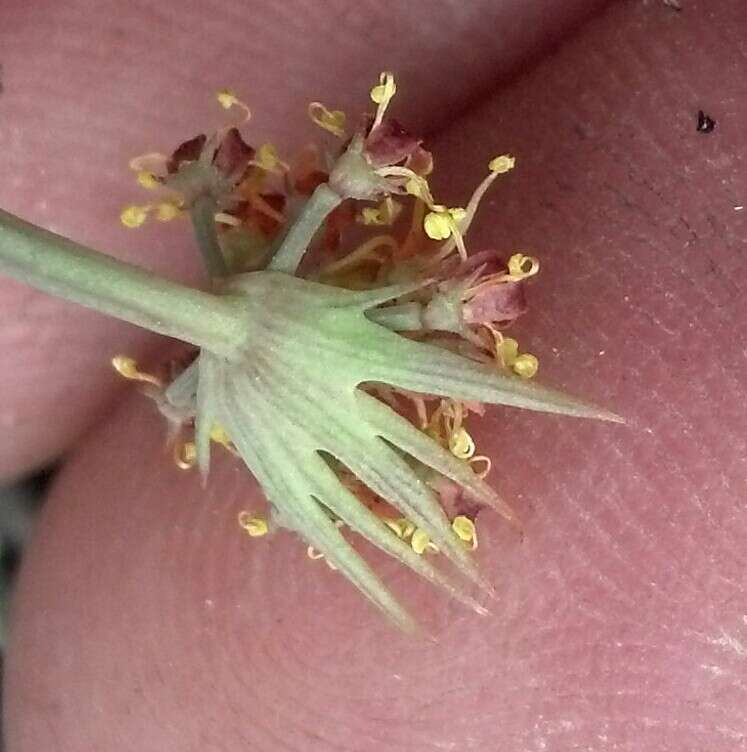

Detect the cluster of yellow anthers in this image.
[237,511,477,566]
[310,71,517,261]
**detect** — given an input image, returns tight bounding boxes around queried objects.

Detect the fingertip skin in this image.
[6,1,747,751]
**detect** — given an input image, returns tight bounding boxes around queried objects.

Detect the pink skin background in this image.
[1,0,746,750]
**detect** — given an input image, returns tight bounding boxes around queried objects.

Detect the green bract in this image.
[0,73,622,630]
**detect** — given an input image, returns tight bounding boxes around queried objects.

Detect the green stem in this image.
[0,209,243,356]
[268,183,341,274]
[190,195,229,278]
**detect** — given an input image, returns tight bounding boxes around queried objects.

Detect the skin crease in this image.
[3,1,747,751]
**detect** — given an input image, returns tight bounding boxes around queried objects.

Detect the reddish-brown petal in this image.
[212,127,255,182]
[364,118,422,167]
[166,133,207,173]
[463,280,527,325]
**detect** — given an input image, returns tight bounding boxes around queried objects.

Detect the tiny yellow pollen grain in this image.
[155,202,181,222]
[452,515,478,550]
[136,170,160,190]
[238,511,269,538]
[120,204,149,228]
[308,102,347,138]
[512,353,539,379]
[489,154,516,174]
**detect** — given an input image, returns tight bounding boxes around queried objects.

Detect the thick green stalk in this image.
[190,195,229,278]
[0,209,243,356]
[268,183,341,274]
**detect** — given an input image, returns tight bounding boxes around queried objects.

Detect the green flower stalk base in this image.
[0,73,621,631]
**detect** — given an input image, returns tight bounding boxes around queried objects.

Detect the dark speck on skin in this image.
[697,110,716,134]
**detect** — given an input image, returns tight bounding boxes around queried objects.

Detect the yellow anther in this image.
[136,170,160,190]
[175,441,197,470]
[216,88,251,121]
[448,427,476,460]
[489,154,516,174]
[452,515,478,550]
[498,337,520,367]
[507,253,540,280]
[210,424,232,448]
[111,355,162,386]
[357,197,401,226]
[411,528,438,555]
[155,202,182,222]
[424,207,468,258]
[370,71,397,131]
[238,511,269,537]
[216,88,238,109]
[423,211,452,241]
[512,353,539,379]
[370,71,396,106]
[120,204,149,228]
[128,152,168,174]
[252,143,289,173]
[404,176,436,207]
[308,102,347,138]
[384,517,415,539]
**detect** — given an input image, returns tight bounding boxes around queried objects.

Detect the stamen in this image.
[488,154,516,174]
[469,455,492,479]
[451,515,478,550]
[216,88,252,123]
[308,102,347,138]
[111,355,162,386]
[411,528,439,555]
[357,197,401,226]
[155,202,182,222]
[128,152,169,174]
[318,235,398,277]
[434,156,515,262]
[238,511,269,537]
[507,253,540,280]
[120,204,150,228]
[174,440,197,470]
[512,353,539,379]
[251,143,290,174]
[136,171,160,190]
[384,517,415,539]
[449,427,476,459]
[370,71,397,131]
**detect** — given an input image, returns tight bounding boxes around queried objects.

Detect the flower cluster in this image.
[112,72,618,630]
